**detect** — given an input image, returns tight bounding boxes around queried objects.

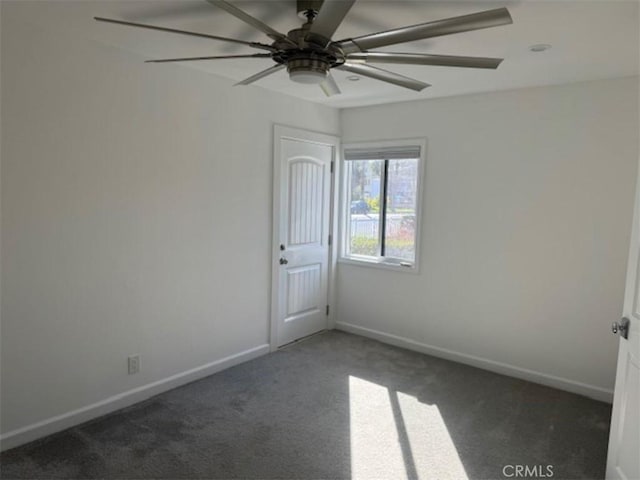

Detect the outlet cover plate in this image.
[128,355,140,375]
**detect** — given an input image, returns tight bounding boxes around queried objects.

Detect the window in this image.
[341,140,424,271]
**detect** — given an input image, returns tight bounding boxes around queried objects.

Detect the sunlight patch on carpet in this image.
[349,375,468,480]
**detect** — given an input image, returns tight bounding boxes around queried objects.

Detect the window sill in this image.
[338,256,419,274]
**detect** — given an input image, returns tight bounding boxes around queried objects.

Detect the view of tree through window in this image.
[345,152,419,265]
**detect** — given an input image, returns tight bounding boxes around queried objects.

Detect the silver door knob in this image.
[279,258,288,265]
[612,317,630,339]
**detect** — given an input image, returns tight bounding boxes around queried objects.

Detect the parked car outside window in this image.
[350,200,370,214]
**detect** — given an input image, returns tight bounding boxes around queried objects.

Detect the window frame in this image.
[339,138,426,273]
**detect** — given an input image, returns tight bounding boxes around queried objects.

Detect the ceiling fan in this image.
[95,0,513,96]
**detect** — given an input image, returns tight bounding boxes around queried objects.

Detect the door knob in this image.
[279,258,288,265]
[612,317,630,340]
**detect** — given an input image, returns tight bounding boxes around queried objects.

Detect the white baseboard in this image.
[335,321,613,403]
[0,344,270,452]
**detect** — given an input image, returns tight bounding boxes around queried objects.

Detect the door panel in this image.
[289,161,324,246]
[286,264,322,317]
[607,156,640,479]
[272,127,337,348]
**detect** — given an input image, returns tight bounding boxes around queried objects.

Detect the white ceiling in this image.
[9,0,640,108]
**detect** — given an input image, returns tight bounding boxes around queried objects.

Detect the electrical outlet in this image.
[128,355,140,375]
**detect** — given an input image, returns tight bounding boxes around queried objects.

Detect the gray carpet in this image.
[0,331,611,479]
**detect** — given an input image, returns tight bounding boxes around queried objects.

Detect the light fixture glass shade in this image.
[289,70,327,84]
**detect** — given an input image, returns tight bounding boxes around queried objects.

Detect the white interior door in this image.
[606,160,640,479]
[272,126,337,348]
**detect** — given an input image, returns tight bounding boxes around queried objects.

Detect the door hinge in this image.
[328,234,332,246]
[326,305,330,316]
[330,161,335,173]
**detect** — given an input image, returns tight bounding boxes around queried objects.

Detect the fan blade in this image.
[336,7,513,54]
[146,53,272,63]
[206,0,295,46]
[94,17,275,51]
[235,64,286,86]
[307,0,356,47]
[347,52,503,69]
[320,72,341,97]
[338,63,429,91]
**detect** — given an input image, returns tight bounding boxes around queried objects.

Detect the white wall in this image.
[337,77,639,401]
[0,3,339,444]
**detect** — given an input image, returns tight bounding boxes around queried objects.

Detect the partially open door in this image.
[606,157,640,479]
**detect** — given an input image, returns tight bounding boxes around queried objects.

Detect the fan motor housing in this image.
[287,57,330,75]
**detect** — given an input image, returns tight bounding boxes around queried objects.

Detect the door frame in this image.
[270,124,340,352]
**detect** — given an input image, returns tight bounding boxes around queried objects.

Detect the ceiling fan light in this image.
[287,57,330,85]
[289,69,327,84]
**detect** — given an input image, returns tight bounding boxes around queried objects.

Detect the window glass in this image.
[347,160,383,257]
[384,159,418,262]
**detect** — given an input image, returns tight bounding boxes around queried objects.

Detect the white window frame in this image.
[339,138,426,273]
